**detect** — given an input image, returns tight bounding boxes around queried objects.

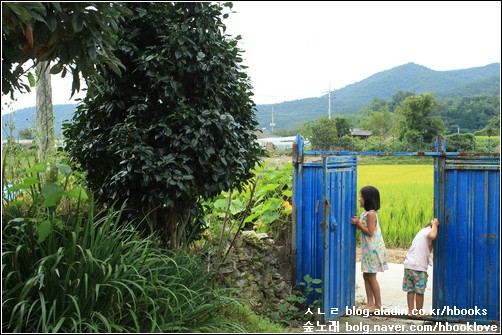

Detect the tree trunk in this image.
[36,61,54,162]
[167,207,178,249]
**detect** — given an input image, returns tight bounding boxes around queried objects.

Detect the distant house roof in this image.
[351,128,372,137]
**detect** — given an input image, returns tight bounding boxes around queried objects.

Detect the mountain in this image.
[2,104,77,139]
[2,63,499,138]
[256,62,500,130]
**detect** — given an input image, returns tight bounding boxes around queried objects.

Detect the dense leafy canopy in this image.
[300,116,338,150]
[395,93,446,146]
[2,2,130,97]
[64,2,263,247]
[438,94,501,133]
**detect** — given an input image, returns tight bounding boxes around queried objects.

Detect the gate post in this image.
[292,134,304,286]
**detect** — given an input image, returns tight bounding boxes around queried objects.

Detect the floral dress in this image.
[360,210,388,273]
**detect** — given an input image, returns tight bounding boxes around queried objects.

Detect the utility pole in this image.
[328,83,331,119]
[270,106,275,132]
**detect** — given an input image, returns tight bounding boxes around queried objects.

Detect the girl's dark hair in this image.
[423,220,433,228]
[360,185,380,211]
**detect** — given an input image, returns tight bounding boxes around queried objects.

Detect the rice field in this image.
[357,165,434,248]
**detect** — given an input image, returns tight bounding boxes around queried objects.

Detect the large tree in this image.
[395,93,446,148]
[300,115,338,150]
[333,116,352,138]
[64,2,263,248]
[360,110,394,137]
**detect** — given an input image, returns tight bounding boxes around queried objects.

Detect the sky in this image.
[2,1,501,114]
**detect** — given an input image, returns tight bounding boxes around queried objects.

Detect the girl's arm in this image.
[427,218,439,240]
[351,211,376,237]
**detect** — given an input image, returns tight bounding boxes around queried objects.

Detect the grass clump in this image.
[2,200,245,333]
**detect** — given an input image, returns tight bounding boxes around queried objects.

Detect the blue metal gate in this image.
[433,137,500,323]
[293,135,500,323]
[293,135,357,320]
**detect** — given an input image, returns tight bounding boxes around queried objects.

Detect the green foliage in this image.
[387,91,415,113]
[5,160,88,242]
[395,93,446,147]
[333,116,353,137]
[360,110,394,137]
[445,133,477,152]
[203,162,293,243]
[220,302,285,333]
[436,76,501,100]
[2,143,89,244]
[270,275,322,326]
[255,62,500,130]
[17,127,34,139]
[334,135,363,151]
[485,116,500,136]
[439,94,500,133]
[298,90,498,152]
[301,115,338,150]
[63,2,264,248]
[474,135,500,153]
[273,129,299,137]
[1,147,278,333]
[358,155,433,165]
[2,2,131,97]
[2,198,245,332]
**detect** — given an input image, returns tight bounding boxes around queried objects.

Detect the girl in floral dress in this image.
[351,185,388,313]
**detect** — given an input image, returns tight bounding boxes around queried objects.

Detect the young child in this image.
[351,185,388,313]
[402,218,439,318]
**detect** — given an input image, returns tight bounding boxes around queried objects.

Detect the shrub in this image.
[63,2,263,248]
[445,133,477,152]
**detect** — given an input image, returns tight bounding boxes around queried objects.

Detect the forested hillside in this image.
[256,62,500,130]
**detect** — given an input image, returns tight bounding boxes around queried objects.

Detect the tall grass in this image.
[2,201,245,333]
[357,165,434,248]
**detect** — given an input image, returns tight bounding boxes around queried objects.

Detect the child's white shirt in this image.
[404,226,433,272]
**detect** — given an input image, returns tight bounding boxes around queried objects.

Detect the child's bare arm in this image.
[427,218,439,240]
[351,211,376,237]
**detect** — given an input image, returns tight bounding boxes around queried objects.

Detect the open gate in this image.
[292,135,500,324]
[433,137,500,323]
[292,135,357,320]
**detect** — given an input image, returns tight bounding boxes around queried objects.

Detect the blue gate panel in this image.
[292,145,357,320]
[295,162,324,295]
[434,157,500,323]
[323,156,357,320]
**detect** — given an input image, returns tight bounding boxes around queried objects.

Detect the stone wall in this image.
[215,231,294,314]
